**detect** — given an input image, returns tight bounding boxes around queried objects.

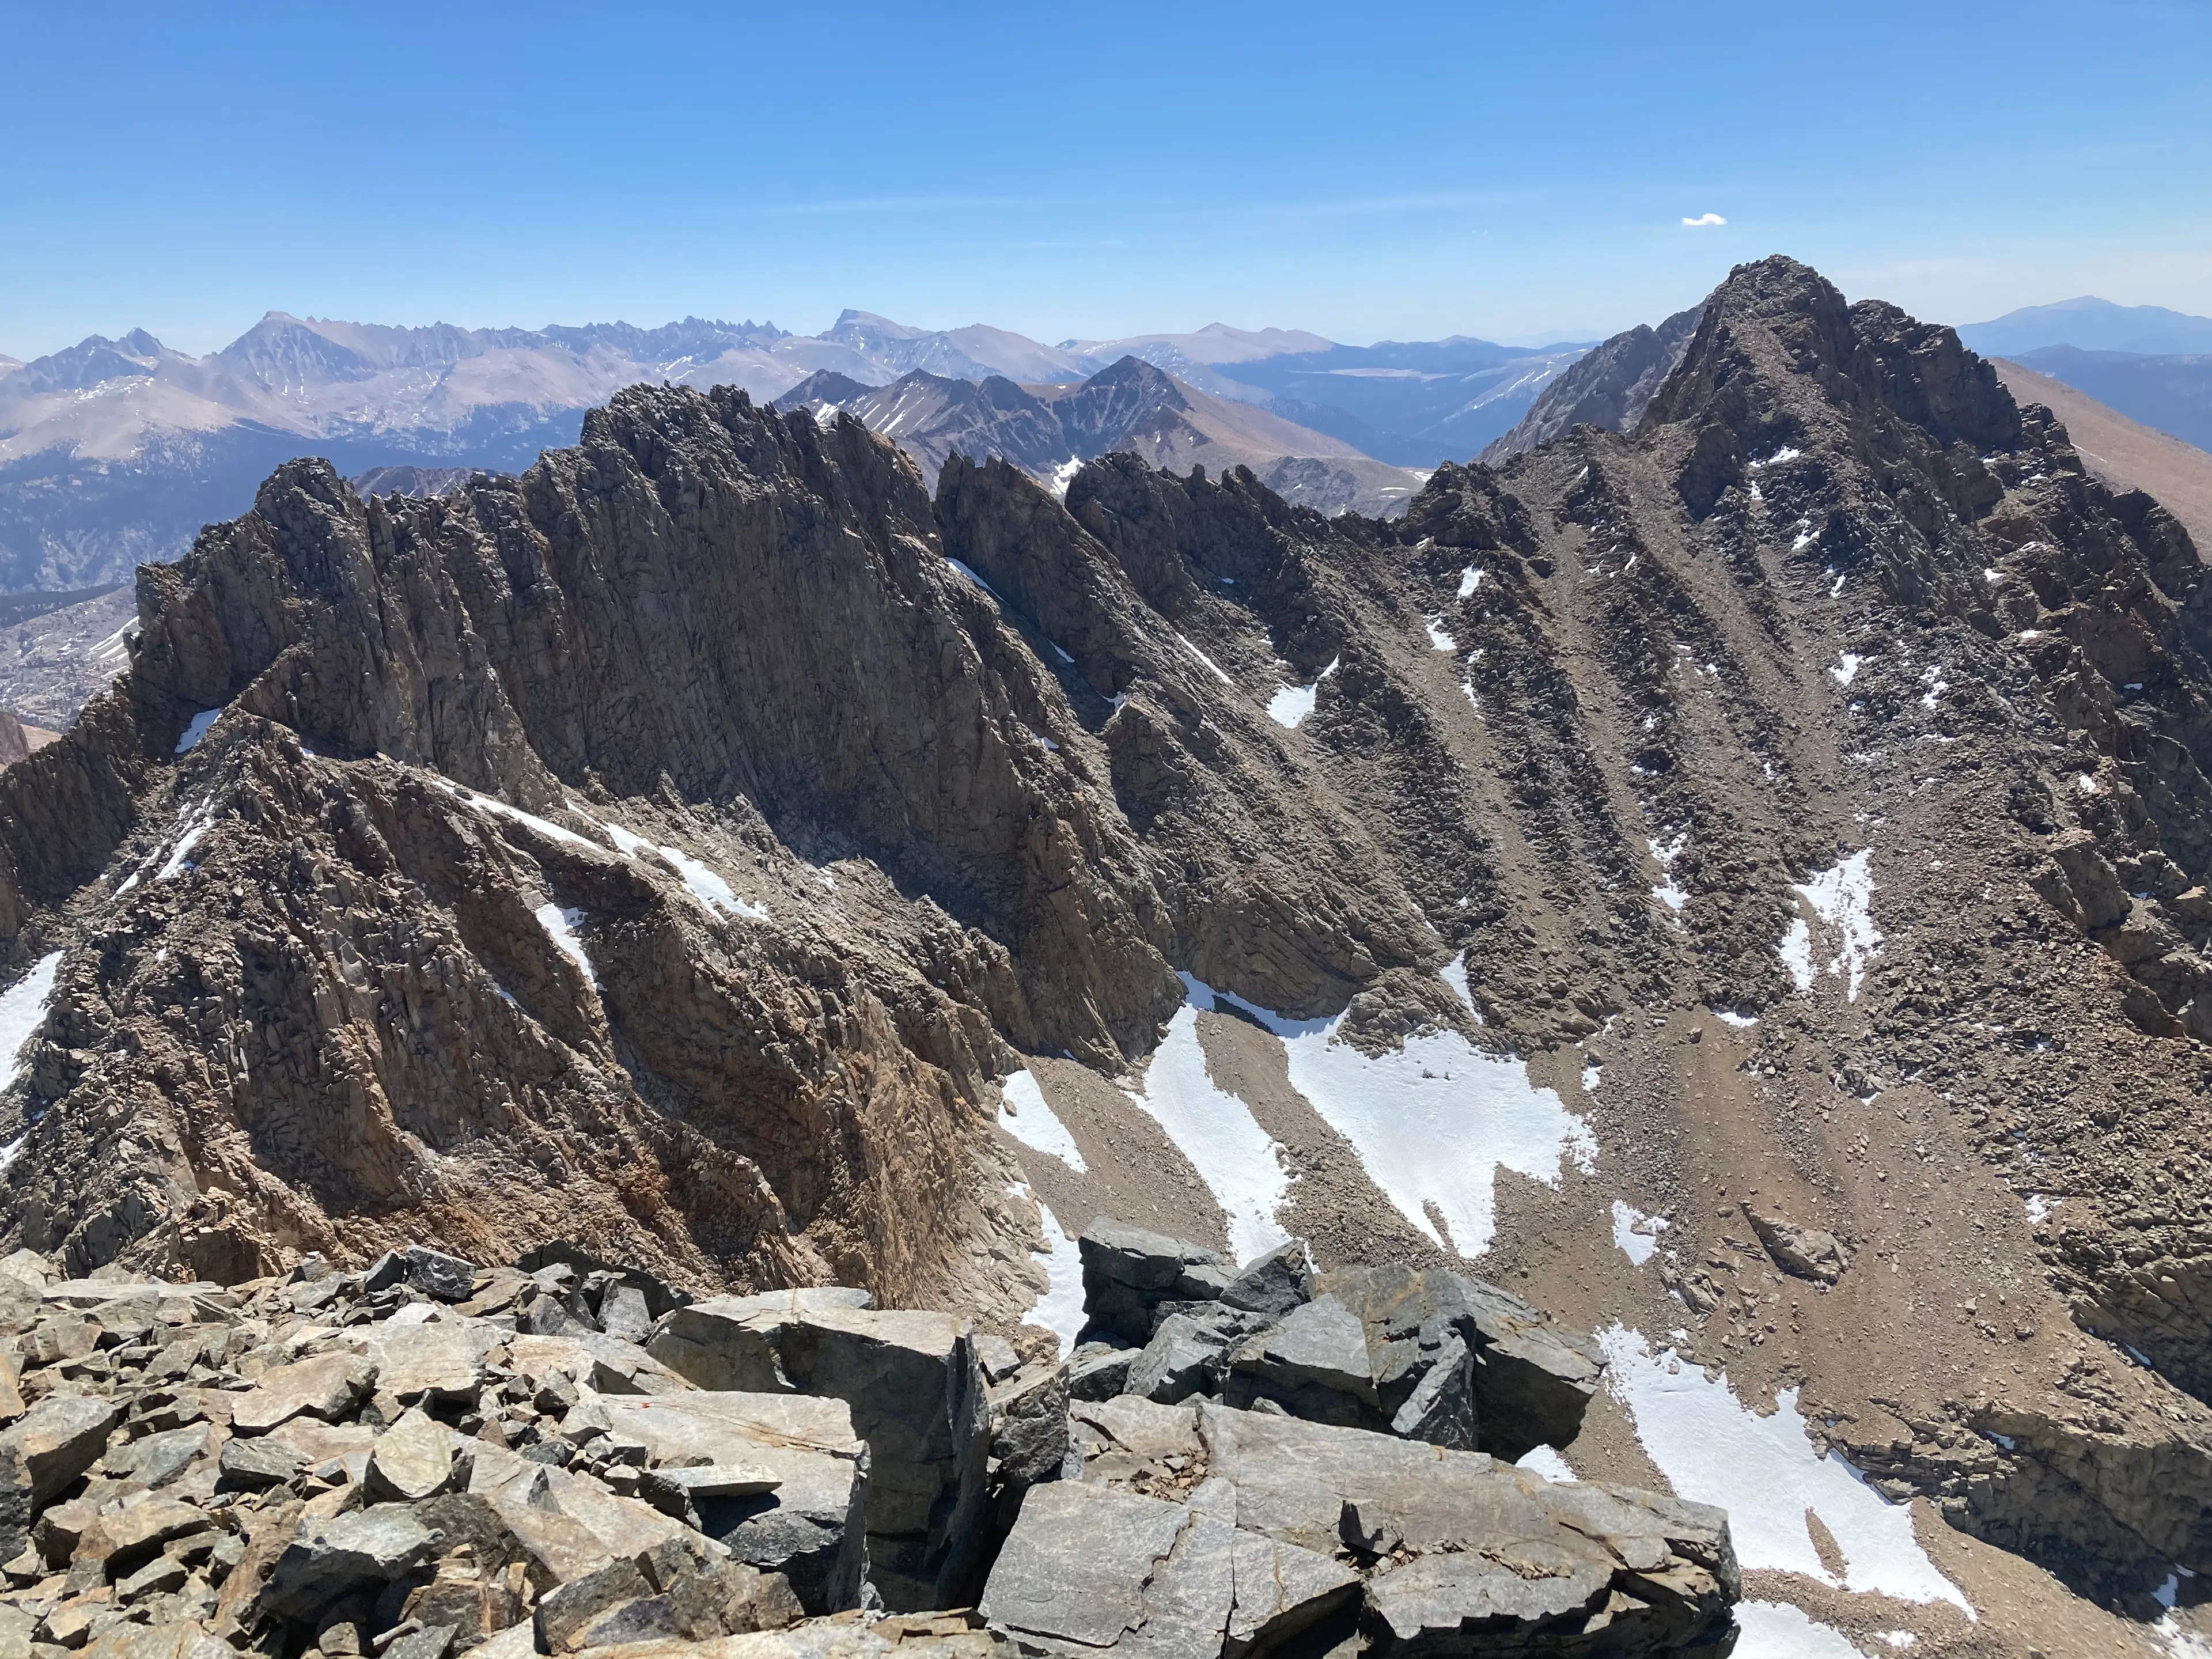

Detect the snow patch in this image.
[174,707,223,756]
[946,558,1003,603]
[1199,977,1595,1257]
[1515,1445,1575,1483]
[1266,657,1338,729]
[1597,1326,1969,1610]
[533,904,598,986]
[1125,982,1293,1263]
[1714,1010,1758,1028]
[2024,1193,2058,1224]
[1648,833,1689,914]
[0,952,63,1095]
[1425,617,1458,653]
[1731,1601,1864,1659]
[1048,459,1082,498]
[998,1070,1088,1173]
[1831,652,1865,686]
[1010,1182,1086,1358]
[1611,1200,1668,1266]
[1779,850,1882,999]
[1457,566,1484,599]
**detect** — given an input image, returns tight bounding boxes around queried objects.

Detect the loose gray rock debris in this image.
[0,1226,1734,1656]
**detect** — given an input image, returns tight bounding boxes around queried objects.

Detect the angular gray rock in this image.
[1217,1240,1312,1321]
[259,1504,442,1620]
[0,1393,124,1560]
[647,1300,988,1611]
[404,1245,478,1303]
[1124,1309,1266,1406]
[1078,1221,1230,1344]
[981,1478,1357,1657]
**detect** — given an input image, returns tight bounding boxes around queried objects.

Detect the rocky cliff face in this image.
[1,257,2210,1648]
[1482,302,1705,463]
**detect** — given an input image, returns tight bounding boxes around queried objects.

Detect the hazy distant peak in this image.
[1960,296,2212,357]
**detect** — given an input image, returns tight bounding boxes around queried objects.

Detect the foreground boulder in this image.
[646,1293,990,1610]
[987,1395,1738,1654]
[1075,1221,1603,1462]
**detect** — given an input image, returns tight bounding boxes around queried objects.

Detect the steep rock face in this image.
[1482,302,1704,461]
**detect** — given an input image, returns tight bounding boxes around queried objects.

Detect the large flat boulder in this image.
[0,1393,125,1560]
[647,1300,988,1612]
[593,1391,870,1615]
[1195,1403,1738,1653]
[980,1479,1356,1656]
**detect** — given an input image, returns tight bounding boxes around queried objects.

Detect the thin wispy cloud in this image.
[1682,213,1728,227]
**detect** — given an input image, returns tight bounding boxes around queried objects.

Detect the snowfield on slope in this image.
[997,1069,1089,1172]
[1195,976,1596,1257]
[1779,849,1883,998]
[1597,1325,1969,1610]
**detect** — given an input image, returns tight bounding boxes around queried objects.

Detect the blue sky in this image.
[3,0,2207,357]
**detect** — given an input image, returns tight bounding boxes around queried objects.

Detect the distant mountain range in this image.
[771,357,1425,517]
[1957,296,2212,358]
[0,310,1586,590]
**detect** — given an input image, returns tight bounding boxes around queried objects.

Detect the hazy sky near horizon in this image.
[4,0,2207,358]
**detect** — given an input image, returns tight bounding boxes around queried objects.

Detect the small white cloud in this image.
[1681,213,1728,227]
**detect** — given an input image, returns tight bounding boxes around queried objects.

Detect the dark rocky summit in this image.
[0,256,2207,1647]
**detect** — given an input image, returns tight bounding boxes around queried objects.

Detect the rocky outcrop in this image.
[0,1236,1729,1658]
[1480,304,1703,463]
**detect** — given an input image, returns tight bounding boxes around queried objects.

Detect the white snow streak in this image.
[599,821,767,921]
[1457,566,1484,599]
[1597,1327,1969,1610]
[1439,951,1479,1017]
[0,953,63,1095]
[156,803,217,882]
[1125,980,1293,1263]
[533,904,598,986]
[1174,632,1235,687]
[437,782,597,850]
[1202,978,1595,1257]
[998,1070,1088,1173]
[946,558,1003,602]
[1425,617,1458,652]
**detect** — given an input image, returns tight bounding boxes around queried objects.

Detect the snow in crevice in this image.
[1778,850,1882,999]
[1173,632,1235,687]
[1425,617,1458,652]
[0,952,64,1096]
[435,781,597,850]
[1597,1326,1969,1611]
[1438,951,1480,1020]
[1194,975,1595,1258]
[1010,1181,1085,1357]
[1457,566,1484,599]
[998,1070,1088,1173]
[946,557,1003,603]
[1124,980,1292,1264]
[1266,656,1338,729]
[597,821,768,921]
[174,707,225,756]
[1713,1010,1758,1028]
[156,802,217,882]
[1648,832,1689,914]
[1047,459,1082,499]
[534,904,598,986]
[1611,1199,1668,1266]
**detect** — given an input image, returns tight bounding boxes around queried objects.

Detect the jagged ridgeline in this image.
[0,258,2210,1628]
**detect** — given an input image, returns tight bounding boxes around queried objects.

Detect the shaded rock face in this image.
[1482,302,1705,463]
